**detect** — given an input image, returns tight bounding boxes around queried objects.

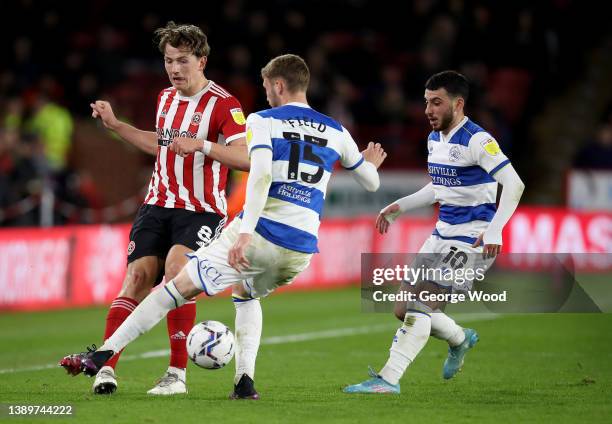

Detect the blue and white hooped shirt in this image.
[244,102,364,253]
[427,116,510,245]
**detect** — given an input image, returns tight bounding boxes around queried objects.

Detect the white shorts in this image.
[185,218,313,298]
[409,235,496,292]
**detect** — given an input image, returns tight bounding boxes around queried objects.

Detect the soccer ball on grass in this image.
[186,320,235,369]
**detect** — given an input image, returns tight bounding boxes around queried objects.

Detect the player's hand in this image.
[170,137,205,157]
[228,233,252,272]
[362,142,387,169]
[472,233,501,259]
[90,101,119,131]
[376,203,401,234]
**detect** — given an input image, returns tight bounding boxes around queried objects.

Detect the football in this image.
[186,321,235,369]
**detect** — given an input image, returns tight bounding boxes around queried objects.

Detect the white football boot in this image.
[147,371,188,395]
[93,366,117,394]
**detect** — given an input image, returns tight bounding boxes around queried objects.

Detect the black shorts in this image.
[127,204,225,264]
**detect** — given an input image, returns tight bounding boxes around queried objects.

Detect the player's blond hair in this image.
[154,21,211,58]
[261,54,310,93]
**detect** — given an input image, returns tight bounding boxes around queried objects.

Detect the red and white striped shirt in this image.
[144,81,246,216]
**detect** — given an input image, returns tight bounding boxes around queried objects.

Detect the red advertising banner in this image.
[500,207,611,271]
[504,207,611,254]
[1,208,610,311]
[0,225,131,311]
[0,227,74,310]
[70,225,131,307]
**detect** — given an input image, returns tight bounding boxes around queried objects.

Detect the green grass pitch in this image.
[1,287,610,423]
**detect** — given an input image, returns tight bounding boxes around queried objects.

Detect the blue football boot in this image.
[443,328,479,379]
[343,366,400,394]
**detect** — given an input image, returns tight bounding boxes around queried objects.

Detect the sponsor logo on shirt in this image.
[156,128,198,146]
[428,164,461,186]
[481,138,501,156]
[276,183,312,205]
[231,108,246,125]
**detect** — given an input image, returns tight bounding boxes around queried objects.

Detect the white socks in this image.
[233,298,262,384]
[379,311,431,385]
[101,281,186,353]
[430,312,465,347]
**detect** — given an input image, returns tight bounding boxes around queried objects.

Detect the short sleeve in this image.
[246,113,272,156]
[216,96,247,144]
[339,127,364,170]
[469,132,511,176]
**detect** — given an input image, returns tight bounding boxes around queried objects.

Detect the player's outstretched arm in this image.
[170,137,250,171]
[228,148,273,271]
[351,142,387,192]
[90,100,158,156]
[207,138,249,171]
[473,164,525,258]
[376,183,436,234]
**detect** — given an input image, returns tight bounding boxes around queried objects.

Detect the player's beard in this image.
[438,107,454,132]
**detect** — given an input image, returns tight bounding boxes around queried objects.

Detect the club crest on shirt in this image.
[230,108,246,125]
[127,241,136,256]
[160,109,167,118]
[191,112,202,125]
[481,138,501,156]
[448,145,462,162]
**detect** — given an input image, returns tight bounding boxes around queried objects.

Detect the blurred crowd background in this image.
[1,0,611,226]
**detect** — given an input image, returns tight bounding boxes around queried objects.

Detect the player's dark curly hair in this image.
[425,70,469,101]
[261,54,310,93]
[154,21,211,57]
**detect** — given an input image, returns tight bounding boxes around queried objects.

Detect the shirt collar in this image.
[285,101,311,108]
[176,80,212,100]
[441,116,468,142]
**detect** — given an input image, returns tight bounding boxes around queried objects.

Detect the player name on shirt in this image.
[281,116,327,133]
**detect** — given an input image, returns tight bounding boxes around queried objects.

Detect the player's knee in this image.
[394,308,406,322]
[172,272,201,299]
[232,284,250,298]
[122,268,153,297]
[393,302,407,321]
